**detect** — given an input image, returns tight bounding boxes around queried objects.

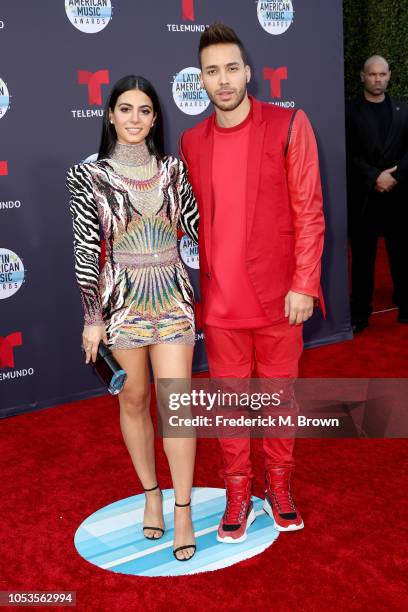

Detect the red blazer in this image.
[179,96,325,324]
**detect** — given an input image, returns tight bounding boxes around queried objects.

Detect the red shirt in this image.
[207,108,270,328]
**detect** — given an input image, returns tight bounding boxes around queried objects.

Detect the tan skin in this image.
[82,88,196,560]
[360,56,397,193]
[200,43,314,325]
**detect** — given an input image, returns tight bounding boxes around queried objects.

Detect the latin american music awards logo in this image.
[65,0,113,34]
[0,77,10,119]
[0,248,26,299]
[179,235,199,269]
[172,67,210,115]
[257,1,294,35]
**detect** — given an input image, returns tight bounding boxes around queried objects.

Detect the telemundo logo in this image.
[65,0,113,34]
[257,1,294,35]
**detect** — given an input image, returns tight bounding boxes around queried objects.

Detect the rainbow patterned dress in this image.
[67,141,199,348]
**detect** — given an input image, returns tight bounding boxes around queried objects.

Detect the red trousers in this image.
[204,320,303,479]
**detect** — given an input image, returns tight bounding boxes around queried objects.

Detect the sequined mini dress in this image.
[67,142,199,348]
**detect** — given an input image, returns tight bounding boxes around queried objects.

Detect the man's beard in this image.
[208,84,247,112]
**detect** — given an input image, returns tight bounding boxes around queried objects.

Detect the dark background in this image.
[343,0,408,99]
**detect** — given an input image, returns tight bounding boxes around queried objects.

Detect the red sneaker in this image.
[263,467,304,531]
[217,476,256,543]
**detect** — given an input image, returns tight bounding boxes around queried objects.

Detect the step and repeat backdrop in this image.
[0,1,350,417]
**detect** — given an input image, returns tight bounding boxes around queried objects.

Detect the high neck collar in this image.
[110,141,151,166]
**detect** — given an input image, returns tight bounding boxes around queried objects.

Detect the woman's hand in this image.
[82,324,108,364]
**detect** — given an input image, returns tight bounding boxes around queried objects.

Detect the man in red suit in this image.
[179,24,325,542]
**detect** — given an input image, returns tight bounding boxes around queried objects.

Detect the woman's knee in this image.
[119,386,150,416]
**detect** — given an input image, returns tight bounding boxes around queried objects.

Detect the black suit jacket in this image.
[346,93,408,219]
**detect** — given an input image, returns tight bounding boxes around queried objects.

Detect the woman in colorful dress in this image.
[67,75,198,562]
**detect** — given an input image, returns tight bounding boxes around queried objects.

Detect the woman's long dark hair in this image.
[98,75,165,160]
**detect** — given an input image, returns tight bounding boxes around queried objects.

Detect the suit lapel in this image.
[382,98,401,156]
[199,114,215,269]
[246,98,266,244]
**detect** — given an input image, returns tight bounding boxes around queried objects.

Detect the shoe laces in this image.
[224,490,248,524]
[270,486,296,515]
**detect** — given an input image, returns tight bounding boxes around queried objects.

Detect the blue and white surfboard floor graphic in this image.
[74,487,280,576]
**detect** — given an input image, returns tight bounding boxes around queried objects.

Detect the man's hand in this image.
[375,166,398,192]
[284,291,314,325]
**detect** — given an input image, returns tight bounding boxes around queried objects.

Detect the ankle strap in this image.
[144,484,159,492]
[175,499,191,507]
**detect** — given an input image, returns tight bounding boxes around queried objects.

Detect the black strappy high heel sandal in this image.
[173,500,196,562]
[142,484,165,540]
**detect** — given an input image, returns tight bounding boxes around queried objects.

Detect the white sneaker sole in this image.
[263,498,304,532]
[217,507,256,544]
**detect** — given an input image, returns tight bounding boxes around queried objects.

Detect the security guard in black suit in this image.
[346,55,408,332]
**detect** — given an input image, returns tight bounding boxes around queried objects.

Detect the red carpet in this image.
[1,248,407,611]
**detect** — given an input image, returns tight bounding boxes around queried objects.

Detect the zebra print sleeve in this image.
[66,164,104,326]
[177,159,199,244]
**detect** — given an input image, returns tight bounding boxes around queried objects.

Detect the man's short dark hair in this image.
[198,23,249,67]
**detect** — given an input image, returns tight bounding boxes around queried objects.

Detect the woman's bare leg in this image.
[113,346,164,539]
[149,343,196,560]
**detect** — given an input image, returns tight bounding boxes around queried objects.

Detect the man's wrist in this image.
[289,287,316,299]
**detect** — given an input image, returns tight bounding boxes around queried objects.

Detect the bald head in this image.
[361,55,391,102]
[363,55,389,72]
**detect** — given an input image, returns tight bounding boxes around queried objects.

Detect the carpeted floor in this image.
[1,241,407,611]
